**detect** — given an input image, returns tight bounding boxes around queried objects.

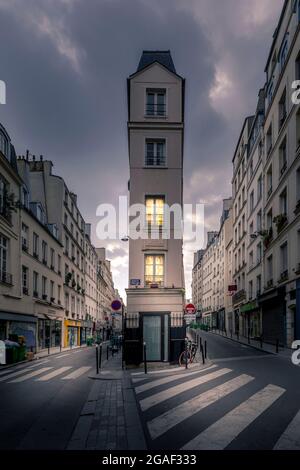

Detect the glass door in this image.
[143,315,161,361]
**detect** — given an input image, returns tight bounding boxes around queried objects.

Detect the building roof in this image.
[137,50,176,74]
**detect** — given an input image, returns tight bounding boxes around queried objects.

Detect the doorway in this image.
[142,313,169,362]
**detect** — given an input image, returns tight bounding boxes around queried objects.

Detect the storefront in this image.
[240,301,261,339]
[259,286,286,346]
[37,318,62,350]
[0,312,37,350]
[80,320,93,345]
[64,319,81,347]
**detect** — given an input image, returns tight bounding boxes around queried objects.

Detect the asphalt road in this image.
[132,331,300,450]
[0,347,97,450]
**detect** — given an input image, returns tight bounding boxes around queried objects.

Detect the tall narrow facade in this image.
[126,51,185,363]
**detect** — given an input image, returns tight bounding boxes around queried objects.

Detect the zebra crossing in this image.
[132,365,300,450]
[0,364,92,384]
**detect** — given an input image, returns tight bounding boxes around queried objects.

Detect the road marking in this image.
[131,363,204,376]
[35,366,72,382]
[73,350,83,354]
[0,359,50,377]
[0,366,36,382]
[140,368,231,412]
[55,354,71,359]
[214,355,273,363]
[182,384,285,450]
[134,365,217,392]
[61,366,91,380]
[274,409,300,450]
[8,367,53,383]
[147,374,254,440]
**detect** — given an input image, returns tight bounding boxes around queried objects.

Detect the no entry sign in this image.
[111,300,122,311]
[185,303,196,315]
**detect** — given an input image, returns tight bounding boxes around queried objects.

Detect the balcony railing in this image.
[0,271,13,285]
[145,275,164,288]
[145,103,166,117]
[232,289,246,305]
[145,155,166,167]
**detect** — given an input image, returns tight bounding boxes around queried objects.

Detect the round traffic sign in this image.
[111,299,122,311]
[185,303,196,315]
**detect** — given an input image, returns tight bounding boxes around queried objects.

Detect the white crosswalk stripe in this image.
[61,366,91,380]
[0,360,50,377]
[0,366,36,382]
[147,374,254,440]
[182,384,285,450]
[140,368,232,412]
[273,409,300,450]
[8,367,53,383]
[55,354,71,359]
[134,365,217,393]
[35,367,72,382]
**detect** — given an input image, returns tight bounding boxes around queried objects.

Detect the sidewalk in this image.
[67,349,147,451]
[192,328,293,360]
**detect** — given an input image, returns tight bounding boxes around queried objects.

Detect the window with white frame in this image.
[33,271,39,296]
[267,255,273,283]
[33,233,39,258]
[280,242,288,276]
[257,175,262,201]
[257,242,262,264]
[280,188,287,216]
[21,223,29,250]
[145,196,165,232]
[279,137,287,176]
[146,89,166,116]
[145,140,166,166]
[145,254,164,287]
[42,241,48,264]
[279,89,287,129]
[42,276,47,298]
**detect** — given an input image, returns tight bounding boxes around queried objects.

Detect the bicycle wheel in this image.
[179,350,191,367]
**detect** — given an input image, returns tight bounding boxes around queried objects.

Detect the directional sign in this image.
[111,299,122,311]
[185,303,196,315]
[130,279,141,286]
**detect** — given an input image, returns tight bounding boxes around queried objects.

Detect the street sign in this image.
[228,285,237,292]
[185,303,196,315]
[111,299,122,311]
[184,314,196,325]
[130,279,141,286]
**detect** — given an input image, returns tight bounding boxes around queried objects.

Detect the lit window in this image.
[145,254,164,287]
[146,196,164,231]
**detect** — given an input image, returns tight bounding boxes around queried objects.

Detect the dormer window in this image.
[145,139,166,166]
[146,89,166,116]
[0,131,9,159]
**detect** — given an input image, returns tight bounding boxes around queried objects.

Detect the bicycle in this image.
[179,340,198,366]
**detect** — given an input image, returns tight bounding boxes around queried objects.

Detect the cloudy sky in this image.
[0,0,284,300]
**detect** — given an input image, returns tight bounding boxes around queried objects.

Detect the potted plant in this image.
[72,279,76,289]
[261,228,273,249]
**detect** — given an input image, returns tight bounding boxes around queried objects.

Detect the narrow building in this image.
[125,51,185,363]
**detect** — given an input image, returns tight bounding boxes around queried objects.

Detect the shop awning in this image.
[0,312,37,323]
[240,301,259,313]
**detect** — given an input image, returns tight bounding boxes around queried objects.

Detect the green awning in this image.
[240,301,259,313]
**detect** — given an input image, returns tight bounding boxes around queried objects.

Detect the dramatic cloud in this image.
[0,0,284,299]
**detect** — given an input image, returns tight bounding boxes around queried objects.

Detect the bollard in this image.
[237,331,239,341]
[276,339,279,354]
[96,345,99,374]
[99,343,102,369]
[60,343,62,353]
[185,338,188,369]
[143,342,147,374]
[248,331,250,345]
[107,345,109,361]
[230,329,233,339]
[48,340,50,356]
[204,340,207,359]
[201,344,205,364]
[260,336,263,349]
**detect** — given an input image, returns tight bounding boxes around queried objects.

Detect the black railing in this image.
[146,103,166,116]
[0,271,13,285]
[145,155,166,166]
